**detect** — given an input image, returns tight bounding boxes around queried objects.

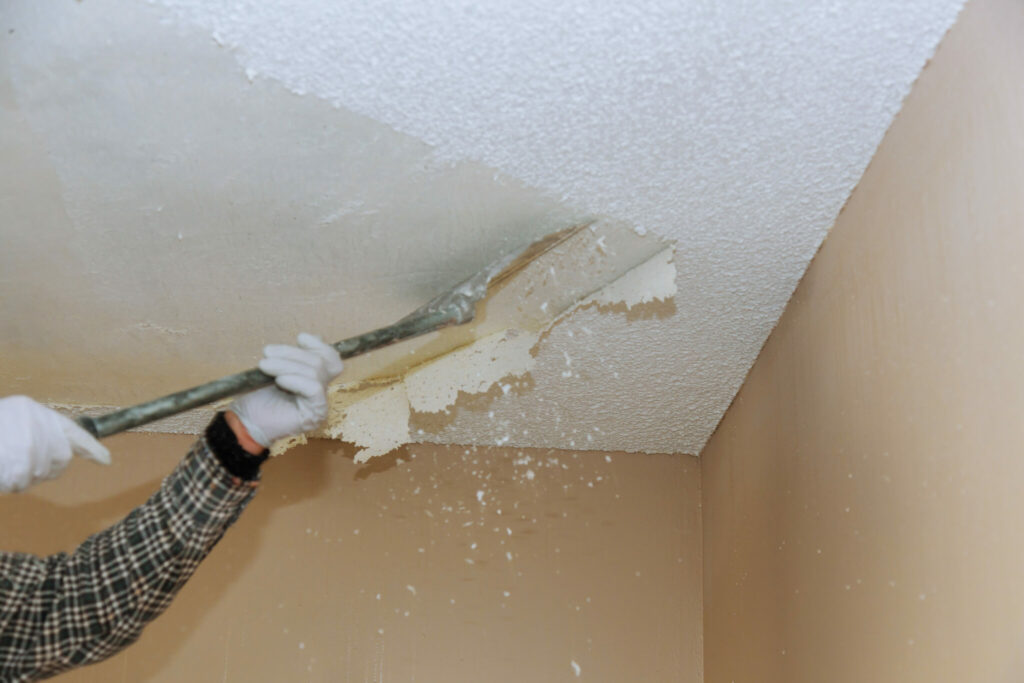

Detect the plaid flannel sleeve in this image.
[0,436,258,682]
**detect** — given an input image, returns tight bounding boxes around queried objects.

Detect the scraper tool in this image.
[76,223,589,439]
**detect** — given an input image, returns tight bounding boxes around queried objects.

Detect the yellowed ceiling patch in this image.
[328,383,410,463]
[321,331,537,463]
[298,234,678,463]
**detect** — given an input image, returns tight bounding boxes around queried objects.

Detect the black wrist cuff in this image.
[205,412,269,481]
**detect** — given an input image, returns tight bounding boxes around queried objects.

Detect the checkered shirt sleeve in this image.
[0,437,258,681]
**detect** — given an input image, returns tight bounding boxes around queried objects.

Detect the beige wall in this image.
[701,0,1024,681]
[0,434,701,682]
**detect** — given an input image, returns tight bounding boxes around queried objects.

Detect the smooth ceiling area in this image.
[1,0,964,456]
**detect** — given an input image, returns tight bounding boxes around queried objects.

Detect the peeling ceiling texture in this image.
[1,0,965,456]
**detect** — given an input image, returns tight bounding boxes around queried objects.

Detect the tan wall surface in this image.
[0,434,701,682]
[701,0,1024,681]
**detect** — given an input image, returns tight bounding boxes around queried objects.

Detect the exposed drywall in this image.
[318,224,677,462]
[702,0,1024,680]
[0,433,702,682]
[1,0,965,456]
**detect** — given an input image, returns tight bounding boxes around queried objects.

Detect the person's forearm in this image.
[0,329,337,680]
[0,427,259,681]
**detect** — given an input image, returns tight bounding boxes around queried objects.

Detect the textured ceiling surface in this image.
[1,0,964,455]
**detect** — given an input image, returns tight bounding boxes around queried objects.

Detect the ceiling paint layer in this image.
[2,0,579,400]
[2,0,964,455]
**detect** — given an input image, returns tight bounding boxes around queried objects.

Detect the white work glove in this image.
[0,396,111,493]
[229,333,344,448]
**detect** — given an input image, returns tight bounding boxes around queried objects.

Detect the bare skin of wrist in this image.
[224,411,267,455]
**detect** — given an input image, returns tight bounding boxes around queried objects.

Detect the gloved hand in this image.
[229,333,344,448]
[0,396,111,493]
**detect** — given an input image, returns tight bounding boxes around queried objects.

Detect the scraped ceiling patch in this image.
[302,235,677,463]
[404,330,538,415]
[323,331,539,463]
[327,383,410,463]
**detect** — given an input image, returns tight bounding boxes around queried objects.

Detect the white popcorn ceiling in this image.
[1,0,964,455]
